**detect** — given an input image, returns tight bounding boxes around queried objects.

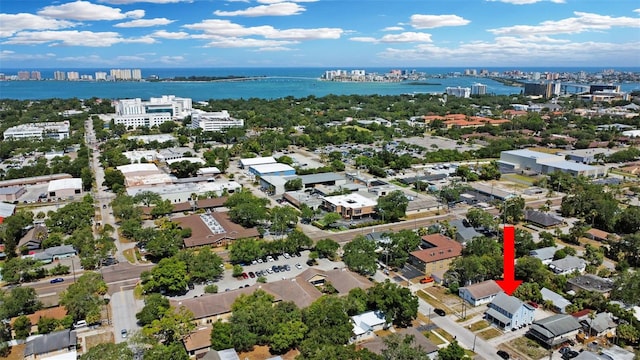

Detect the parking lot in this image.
[171,250,347,300]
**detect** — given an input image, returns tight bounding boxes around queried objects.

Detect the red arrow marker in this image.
[496,225,522,295]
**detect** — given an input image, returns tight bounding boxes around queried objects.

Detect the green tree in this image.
[13,315,31,339]
[143,306,195,345]
[500,196,525,224]
[343,236,378,275]
[321,212,342,228]
[284,178,303,191]
[285,229,313,251]
[386,230,421,268]
[60,272,107,322]
[79,342,134,360]
[102,168,125,191]
[367,280,418,327]
[376,190,409,222]
[315,238,340,260]
[144,343,189,360]
[230,238,265,264]
[437,340,469,360]
[176,247,224,283]
[136,293,170,326]
[611,270,640,306]
[270,320,308,354]
[617,323,640,344]
[210,320,233,350]
[270,206,299,236]
[0,286,42,319]
[141,258,189,295]
[37,317,59,334]
[382,334,430,360]
[300,296,353,357]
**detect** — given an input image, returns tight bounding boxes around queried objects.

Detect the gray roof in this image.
[600,345,635,360]
[567,274,614,293]
[0,186,23,195]
[486,307,512,324]
[201,348,240,360]
[573,352,602,360]
[530,314,581,338]
[549,256,585,272]
[296,172,345,185]
[541,287,571,311]
[0,202,16,218]
[490,292,529,315]
[45,245,76,256]
[24,329,76,357]
[587,313,617,334]
[449,219,481,242]
[530,246,561,261]
[524,210,563,227]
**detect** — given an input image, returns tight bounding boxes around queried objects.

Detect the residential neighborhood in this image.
[0,79,639,360]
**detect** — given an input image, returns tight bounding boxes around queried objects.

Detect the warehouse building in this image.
[498,149,606,177]
[249,163,296,177]
[47,178,82,199]
[239,156,277,169]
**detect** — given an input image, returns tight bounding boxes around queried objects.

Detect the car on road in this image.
[420,277,434,284]
[121,329,128,338]
[50,278,64,284]
[496,350,510,359]
[433,308,446,316]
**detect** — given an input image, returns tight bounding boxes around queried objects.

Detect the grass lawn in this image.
[469,320,490,332]
[122,249,136,263]
[416,291,449,312]
[477,327,502,340]
[84,331,114,351]
[4,344,25,360]
[424,331,445,345]
[434,328,456,343]
[508,337,549,359]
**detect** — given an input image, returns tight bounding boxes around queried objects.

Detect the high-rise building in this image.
[54,71,66,81]
[446,86,471,98]
[67,72,79,81]
[132,69,142,80]
[471,83,487,95]
[95,72,107,81]
[30,71,41,80]
[17,71,30,80]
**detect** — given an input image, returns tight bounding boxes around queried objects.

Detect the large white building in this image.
[190,110,244,132]
[113,95,193,129]
[498,149,606,177]
[471,83,487,95]
[446,86,471,98]
[3,121,70,140]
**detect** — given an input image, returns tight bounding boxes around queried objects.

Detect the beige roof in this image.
[262,278,322,309]
[460,280,503,300]
[175,212,260,248]
[171,286,269,320]
[296,268,373,294]
[183,325,212,352]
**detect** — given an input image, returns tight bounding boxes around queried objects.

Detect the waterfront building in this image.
[3,121,70,140]
[30,71,41,80]
[17,71,30,80]
[190,110,244,132]
[95,72,107,81]
[113,113,173,129]
[445,86,471,98]
[53,71,65,81]
[115,95,193,124]
[471,83,487,95]
[66,72,79,81]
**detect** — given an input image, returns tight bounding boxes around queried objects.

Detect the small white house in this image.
[459,280,503,307]
[350,310,387,343]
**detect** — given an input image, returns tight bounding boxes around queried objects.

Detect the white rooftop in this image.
[240,156,276,167]
[323,193,377,208]
[48,178,82,192]
[249,163,295,173]
[117,163,160,174]
[166,157,206,165]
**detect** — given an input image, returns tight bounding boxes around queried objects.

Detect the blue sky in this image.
[1,0,639,68]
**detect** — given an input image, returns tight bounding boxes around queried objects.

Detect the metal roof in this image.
[24,329,76,357]
[47,178,82,192]
[530,246,561,261]
[489,292,529,315]
[541,287,572,312]
[530,314,581,338]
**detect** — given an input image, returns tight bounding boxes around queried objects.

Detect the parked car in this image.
[241,272,249,279]
[295,263,302,269]
[528,301,539,308]
[496,350,510,359]
[433,308,446,316]
[562,351,579,359]
[121,329,128,338]
[283,253,291,259]
[248,272,255,278]
[420,277,434,284]
[50,278,64,284]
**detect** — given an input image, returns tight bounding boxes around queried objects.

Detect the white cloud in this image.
[489,11,640,36]
[382,26,404,32]
[58,55,110,63]
[151,30,191,39]
[634,8,640,13]
[184,19,342,40]
[116,55,146,61]
[159,55,185,64]
[3,30,155,47]
[410,14,470,29]
[214,2,305,17]
[377,38,640,65]
[101,0,190,3]
[257,0,317,3]
[203,36,296,48]
[252,46,294,52]
[0,13,75,37]
[114,18,174,27]
[38,1,144,21]
[486,0,565,4]
[0,50,57,60]
[350,32,432,43]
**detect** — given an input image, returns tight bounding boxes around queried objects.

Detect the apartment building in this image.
[3,121,70,140]
[190,110,244,132]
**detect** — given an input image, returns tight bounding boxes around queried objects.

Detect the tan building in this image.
[174,212,260,248]
[47,178,82,199]
[321,193,377,219]
[183,325,212,358]
[409,234,462,275]
[0,186,26,202]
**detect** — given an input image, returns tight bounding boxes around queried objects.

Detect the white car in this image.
[283,253,291,259]
[295,263,302,269]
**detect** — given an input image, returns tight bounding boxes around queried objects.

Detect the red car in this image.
[528,301,539,308]
[241,272,248,279]
[420,277,434,284]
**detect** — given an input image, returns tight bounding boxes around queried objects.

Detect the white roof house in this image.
[350,310,387,343]
[47,178,82,193]
[239,156,277,168]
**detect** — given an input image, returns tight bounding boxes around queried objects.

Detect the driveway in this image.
[110,288,144,344]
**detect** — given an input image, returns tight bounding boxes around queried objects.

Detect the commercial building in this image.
[239,156,277,169]
[528,314,582,347]
[47,178,82,198]
[128,134,177,144]
[524,82,555,98]
[190,110,244,132]
[127,181,241,203]
[498,149,606,177]
[3,121,70,140]
[446,86,471,98]
[321,193,377,219]
[409,234,463,275]
[248,163,296,177]
[485,293,535,330]
[459,280,503,306]
[556,148,616,164]
[114,95,193,127]
[0,186,26,202]
[113,113,173,129]
[0,202,16,223]
[175,212,260,248]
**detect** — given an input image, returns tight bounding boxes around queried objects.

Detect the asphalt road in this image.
[110,288,144,344]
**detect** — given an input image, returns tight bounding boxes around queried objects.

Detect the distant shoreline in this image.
[151,75,267,82]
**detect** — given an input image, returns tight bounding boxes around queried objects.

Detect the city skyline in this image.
[1,0,639,69]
